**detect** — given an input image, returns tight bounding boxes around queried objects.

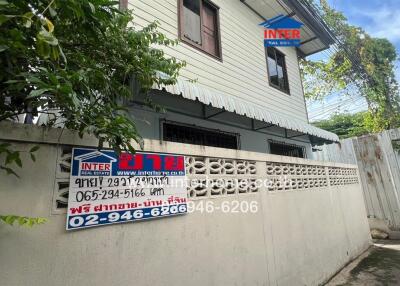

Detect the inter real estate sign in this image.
[260,14,303,47]
[66,148,187,230]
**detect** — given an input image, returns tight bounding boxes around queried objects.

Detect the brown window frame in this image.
[265,47,290,95]
[119,0,128,10]
[178,0,222,61]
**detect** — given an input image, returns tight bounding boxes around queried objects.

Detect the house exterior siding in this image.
[129,0,309,123]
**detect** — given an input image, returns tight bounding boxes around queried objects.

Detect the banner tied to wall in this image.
[66,148,187,230]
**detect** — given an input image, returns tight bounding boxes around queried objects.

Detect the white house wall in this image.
[130,0,309,123]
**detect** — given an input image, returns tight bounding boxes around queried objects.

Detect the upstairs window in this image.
[266,47,290,94]
[163,121,239,149]
[179,0,222,59]
[269,140,306,158]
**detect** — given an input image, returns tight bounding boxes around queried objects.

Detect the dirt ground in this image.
[326,240,400,286]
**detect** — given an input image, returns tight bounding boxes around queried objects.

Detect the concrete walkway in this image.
[326,240,400,285]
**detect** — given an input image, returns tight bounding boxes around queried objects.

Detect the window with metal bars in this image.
[163,121,239,149]
[269,140,306,158]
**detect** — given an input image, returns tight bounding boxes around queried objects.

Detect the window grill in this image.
[269,140,306,158]
[162,121,239,149]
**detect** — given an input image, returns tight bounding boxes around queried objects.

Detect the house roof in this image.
[241,0,335,57]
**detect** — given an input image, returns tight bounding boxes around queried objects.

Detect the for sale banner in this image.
[66,148,187,230]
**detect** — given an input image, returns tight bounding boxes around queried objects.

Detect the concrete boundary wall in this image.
[0,123,371,286]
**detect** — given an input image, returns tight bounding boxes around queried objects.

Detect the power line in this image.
[291,0,379,121]
[309,96,363,115]
[311,102,368,120]
[309,96,367,118]
[297,0,374,87]
[307,83,362,110]
[310,95,365,112]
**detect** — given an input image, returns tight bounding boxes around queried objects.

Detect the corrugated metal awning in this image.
[155,79,339,143]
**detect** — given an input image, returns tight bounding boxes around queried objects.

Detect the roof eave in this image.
[281,0,335,47]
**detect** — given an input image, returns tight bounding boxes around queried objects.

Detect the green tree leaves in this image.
[301,0,400,132]
[0,1,185,228]
[313,112,370,139]
[0,143,39,177]
[0,144,42,227]
[0,215,47,227]
[0,0,185,154]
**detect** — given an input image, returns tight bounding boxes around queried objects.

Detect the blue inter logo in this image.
[260,14,303,47]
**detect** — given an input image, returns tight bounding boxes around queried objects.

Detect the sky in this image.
[307,0,400,122]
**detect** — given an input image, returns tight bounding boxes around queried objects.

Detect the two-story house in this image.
[0,2,371,286]
[123,0,338,158]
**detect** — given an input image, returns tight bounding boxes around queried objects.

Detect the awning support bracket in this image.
[300,36,318,45]
[204,109,225,119]
[252,120,275,131]
[287,133,306,139]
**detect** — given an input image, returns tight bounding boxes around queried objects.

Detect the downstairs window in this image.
[269,140,306,158]
[163,121,239,149]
